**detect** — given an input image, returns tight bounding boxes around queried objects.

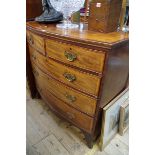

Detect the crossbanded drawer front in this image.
[40,88,94,133]
[32,65,97,116]
[29,46,101,96]
[27,31,45,55]
[46,39,105,73]
[46,58,101,96]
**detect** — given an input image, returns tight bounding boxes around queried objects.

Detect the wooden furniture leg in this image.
[84,132,93,149]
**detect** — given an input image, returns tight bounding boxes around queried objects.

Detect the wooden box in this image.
[88,0,122,33]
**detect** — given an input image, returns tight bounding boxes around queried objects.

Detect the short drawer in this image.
[32,65,97,116]
[46,39,105,73]
[41,88,94,133]
[29,46,46,68]
[29,47,101,96]
[27,31,45,55]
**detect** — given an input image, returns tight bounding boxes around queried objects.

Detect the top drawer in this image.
[27,31,45,55]
[46,39,105,73]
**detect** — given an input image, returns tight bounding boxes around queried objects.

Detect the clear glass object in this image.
[50,0,85,29]
[122,25,129,32]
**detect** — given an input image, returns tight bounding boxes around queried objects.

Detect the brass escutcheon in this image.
[65,93,76,103]
[32,54,36,60]
[29,35,34,45]
[66,112,75,119]
[33,69,39,76]
[64,51,77,62]
[63,72,76,82]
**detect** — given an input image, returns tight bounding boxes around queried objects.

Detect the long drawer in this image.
[29,46,101,96]
[37,84,94,133]
[46,39,105,73]
[32,64,97,116]
[42,91,93,133]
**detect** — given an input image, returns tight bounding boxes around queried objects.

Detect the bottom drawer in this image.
[39,88,94,133]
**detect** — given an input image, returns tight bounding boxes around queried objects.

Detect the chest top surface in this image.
[26,21,129,49]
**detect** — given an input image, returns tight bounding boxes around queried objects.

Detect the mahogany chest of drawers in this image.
[26,21,129,148]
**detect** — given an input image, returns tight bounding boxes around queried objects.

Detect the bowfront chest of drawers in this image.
[26,21,129,148]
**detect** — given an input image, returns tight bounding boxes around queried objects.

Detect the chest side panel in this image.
[99,43,129,108]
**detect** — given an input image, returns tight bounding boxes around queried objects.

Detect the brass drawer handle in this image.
[37,87,42,93]
[32,54,36,60]
[66,112,75,119]
[33,69,39,76]
[65,93,76,103]
[28,35,34,45]
[63,72,76,82]
[64,51,77,62]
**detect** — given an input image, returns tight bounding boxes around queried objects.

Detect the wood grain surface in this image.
[26,40,38,98]
[40,88,94,133]
[26,21,129,49]
[27,31,45,55]
[99,44,129,108]
[88,0,122,33]
[26,0,42,21]
[29,46,101,96]
[46,39,106,73]
[32,64,97,117]
[26,21,129,148]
